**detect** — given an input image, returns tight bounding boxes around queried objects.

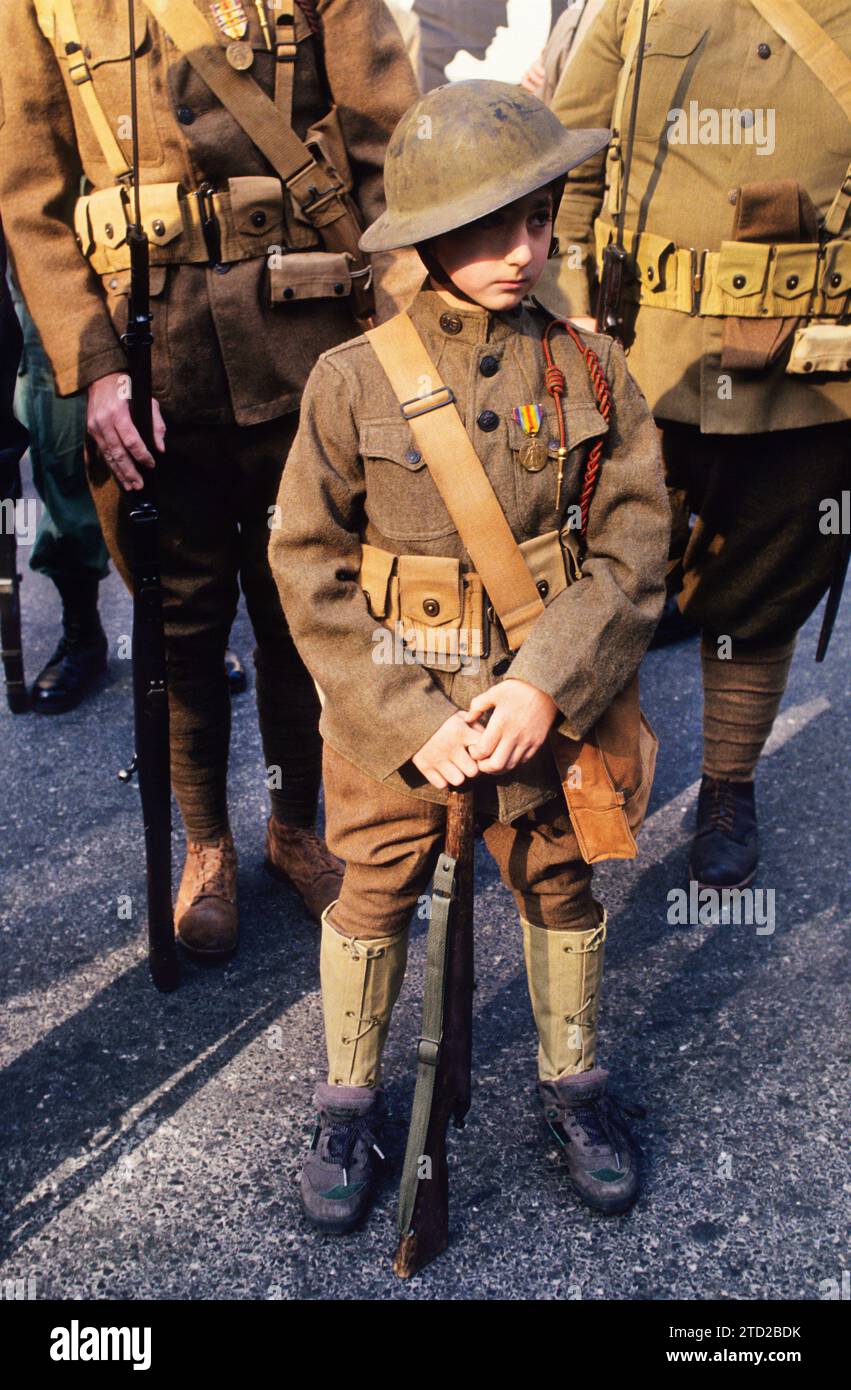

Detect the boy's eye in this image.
[530,211,552,228]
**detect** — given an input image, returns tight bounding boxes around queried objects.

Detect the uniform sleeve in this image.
[0,3,127,396]
[540,0,626,318]
[318,0,423,320]
[506,337,669,739]
[269,352,459,782]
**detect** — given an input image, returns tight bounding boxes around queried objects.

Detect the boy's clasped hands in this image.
[412,679,559,790]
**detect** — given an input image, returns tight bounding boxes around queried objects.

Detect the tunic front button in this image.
[405,448,421,464]
[477,410,499,431]
[177,105,196,125]
[479,355,499,377]
[439,312,463,335]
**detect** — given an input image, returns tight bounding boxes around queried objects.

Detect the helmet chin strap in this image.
[416,241,481,306]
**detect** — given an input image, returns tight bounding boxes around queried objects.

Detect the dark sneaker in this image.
[300,1083,385,1234]
[224,648,247,695]
[540,1068,642,1215]
[689,774,758,889]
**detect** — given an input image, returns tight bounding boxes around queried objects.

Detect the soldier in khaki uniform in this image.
[269,81,671,1233]
[0,0,420,954]
[542,0,851,889]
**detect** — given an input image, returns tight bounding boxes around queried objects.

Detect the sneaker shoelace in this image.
[324,1115,385,1187]
[563,1093,645,1164]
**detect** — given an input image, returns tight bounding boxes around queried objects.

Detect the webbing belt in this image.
[594,219,851,317]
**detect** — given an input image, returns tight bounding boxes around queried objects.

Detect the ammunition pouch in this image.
[358,528,579,674]
[594,218,851,319]
[74,173,368,307]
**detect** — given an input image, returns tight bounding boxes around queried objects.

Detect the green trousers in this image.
[10,278,109,582]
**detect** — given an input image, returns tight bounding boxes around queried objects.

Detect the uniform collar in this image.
[407,284,528,346]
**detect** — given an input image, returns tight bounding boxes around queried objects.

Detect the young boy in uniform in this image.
[269,80,670,1233]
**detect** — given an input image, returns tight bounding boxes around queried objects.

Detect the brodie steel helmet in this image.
[359,80,611,255]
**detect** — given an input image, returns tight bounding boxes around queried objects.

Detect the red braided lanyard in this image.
[541,318,613,542]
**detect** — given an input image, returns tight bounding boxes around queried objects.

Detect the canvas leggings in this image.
[319,743,606,1087]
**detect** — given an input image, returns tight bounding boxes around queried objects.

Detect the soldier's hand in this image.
[519,55,546,98]
[87,373,166,491]
[412,709,488,790]
[462,679,558,773]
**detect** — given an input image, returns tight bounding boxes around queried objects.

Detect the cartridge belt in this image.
[595,218,851,318]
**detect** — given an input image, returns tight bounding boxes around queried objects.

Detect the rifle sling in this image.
[396,851,457,1238]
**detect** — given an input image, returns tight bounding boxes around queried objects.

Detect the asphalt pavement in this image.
[1,481,849,1302]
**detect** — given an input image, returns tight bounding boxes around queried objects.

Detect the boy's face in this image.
[425,187,554,311]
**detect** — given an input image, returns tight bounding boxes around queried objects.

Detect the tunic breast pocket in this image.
[359,421,457,541]
[509,406,606,537]
[631,18,707,144]
[71,4,163,168]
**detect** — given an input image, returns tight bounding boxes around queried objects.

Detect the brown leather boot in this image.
[264,816,344,924]
[175,833,239,959]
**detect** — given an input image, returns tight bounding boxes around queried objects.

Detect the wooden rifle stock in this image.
[394,785,475,1278]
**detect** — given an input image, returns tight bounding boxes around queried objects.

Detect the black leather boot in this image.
[32,575,107,714]
[689,774,758,889]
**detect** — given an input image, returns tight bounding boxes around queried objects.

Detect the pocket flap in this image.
[643,19,706,57]
[74,195,93,257]
[716,241,771,298]
[398,554,461,627]
[229,176,285,238]
[102,265,168,297]
[88,185,127,250]
[771,244,818,300]
[518,530,568,603]
[359,421,424,469]
[359,543,397,620]
[821,239,851,299]
[80,7,148,65]
[270,251,352,303]
[635,232,677,293]
[138,183,184,248]
[507,405,607,456]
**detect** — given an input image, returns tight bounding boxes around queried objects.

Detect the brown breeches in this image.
[659,418,849,644]
[86,413,322,842]
[321,742,599,941]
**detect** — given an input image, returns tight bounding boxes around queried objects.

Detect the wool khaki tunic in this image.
[541,0,851,434]
[0,0,420,425]
[269,286,670,825]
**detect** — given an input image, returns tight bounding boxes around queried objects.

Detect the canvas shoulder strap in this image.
[747,0,851,235]
[50,0,132,180]
[140,0,316,186]
[364,312,546,651]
